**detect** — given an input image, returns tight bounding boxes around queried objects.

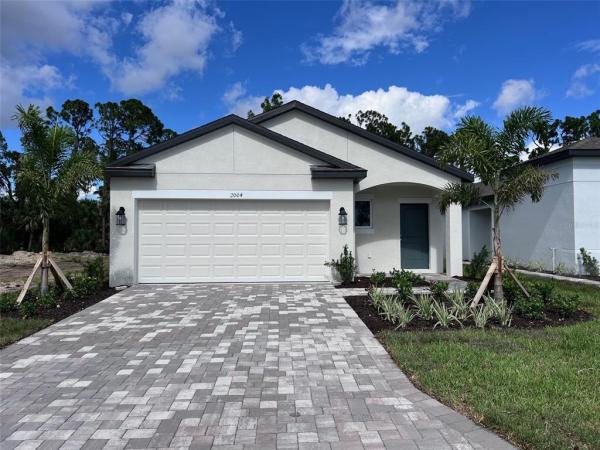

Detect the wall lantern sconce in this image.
[116,207,126,226]
[338,207,348,226]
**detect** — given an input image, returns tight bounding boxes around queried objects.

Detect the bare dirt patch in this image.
[0,251,108,294]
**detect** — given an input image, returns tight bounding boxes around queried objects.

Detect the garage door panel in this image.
[138,199,329,282]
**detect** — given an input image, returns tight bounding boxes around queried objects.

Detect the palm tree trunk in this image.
[492,204,504,300]
[41,214,50,294]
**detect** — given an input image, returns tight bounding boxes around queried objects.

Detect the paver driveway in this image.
[0,284,515,450]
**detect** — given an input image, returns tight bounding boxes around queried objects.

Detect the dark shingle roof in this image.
[528,136,600,166]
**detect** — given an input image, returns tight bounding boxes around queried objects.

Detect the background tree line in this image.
[1,93,599,257]
[0,99,176,254]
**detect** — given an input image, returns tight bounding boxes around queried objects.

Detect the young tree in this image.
[437,107,557,300]
[14,105,100,294]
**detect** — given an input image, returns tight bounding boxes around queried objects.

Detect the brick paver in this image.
[0,283,515,449]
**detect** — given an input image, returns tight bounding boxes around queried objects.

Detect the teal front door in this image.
[400,204,430,269]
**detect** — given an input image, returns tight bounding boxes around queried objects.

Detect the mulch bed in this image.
[345,295,594,334]
[3,287,117,322]
[335,276,428,289]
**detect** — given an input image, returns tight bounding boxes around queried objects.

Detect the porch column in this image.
[445,203,463,276]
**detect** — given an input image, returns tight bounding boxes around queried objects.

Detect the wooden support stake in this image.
[470,258,497,308]
[504,263,530,298]
[16,256,43,305]
[48,257,73,291]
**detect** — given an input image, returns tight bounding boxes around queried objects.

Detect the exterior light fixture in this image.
[338,207,348,226]
[116,207,126,226]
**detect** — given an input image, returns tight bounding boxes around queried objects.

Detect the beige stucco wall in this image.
[109,125,355,286]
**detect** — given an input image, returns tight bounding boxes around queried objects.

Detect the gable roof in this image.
[250,100,474,182]
[527,136,600,166]
[106,114,367,180]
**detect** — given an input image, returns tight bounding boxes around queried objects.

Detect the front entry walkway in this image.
[0,284,514,449]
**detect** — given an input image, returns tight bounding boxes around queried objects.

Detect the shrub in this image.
[468,246,491,280]
[464,281,479,300]
[503,277,521,303]
[431,300,458,328]
[369,271,386,287]
[531,280,554,304]
[19,298,38,318]
[390,303,415,329]
[485,296,513,327]
[513,293,544,319]
[83,256,107,289]
[448,290,470,321]
[412,293,434,320]
[325,245,357,284]
[395,278,414,301]
[580,248,599,277]
[390,268,425,286]
[430,281,449,299]
[0,292,18,314]
[547,292,580,317]
[471,304,493,329]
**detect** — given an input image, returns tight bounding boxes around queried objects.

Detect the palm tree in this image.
[14,105,100,294]
[437,107,557,300]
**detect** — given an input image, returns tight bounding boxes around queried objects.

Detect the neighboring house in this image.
[463,137,600,273]
[106,101,472,286]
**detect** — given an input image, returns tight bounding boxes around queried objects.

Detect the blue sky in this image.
[1,0,599,150]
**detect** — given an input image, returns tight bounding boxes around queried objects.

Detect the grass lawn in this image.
[380,278,600,450]
[0,317,52,348]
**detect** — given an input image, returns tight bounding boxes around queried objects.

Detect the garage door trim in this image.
[132,189,333,200]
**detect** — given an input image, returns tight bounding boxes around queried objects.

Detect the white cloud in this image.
[453,99,479,119]
[302,0,471,65]
[566,63,600,99]
[575,39,600,54]
[492,79,537,114]
[109,1,220,95]
[0,62,66,127]
[226,83,479,133]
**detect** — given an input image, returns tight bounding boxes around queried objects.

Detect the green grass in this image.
[380,277,600,450]
[0,317,52,348]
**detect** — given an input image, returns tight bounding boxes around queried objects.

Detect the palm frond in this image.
[437,182,481,213]
[497,164,557,210]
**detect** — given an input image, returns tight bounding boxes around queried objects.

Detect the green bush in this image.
[395,278,414,300]
[468,246,491,280]
[369,271,386,287]
[0,292,18,314]
[325,245,356,284]
[531,280,554,303]
[430,281,449,299]
[19,298,38,318]
[390,268,425,285]
[513,293,544,319]
[83,256,107,289]
[580,247,599,277]
[547,292,580,317]
[464,281,479,300]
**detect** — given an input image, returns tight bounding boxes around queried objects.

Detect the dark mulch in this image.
[3,287,117,322]
[345,295,594,334]
[335,276,428,289]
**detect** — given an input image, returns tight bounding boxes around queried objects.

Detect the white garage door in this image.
[137,199,330,283]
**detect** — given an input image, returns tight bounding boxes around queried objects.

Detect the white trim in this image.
[132,189,333,200]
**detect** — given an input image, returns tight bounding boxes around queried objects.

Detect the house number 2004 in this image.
[230,192,243,198]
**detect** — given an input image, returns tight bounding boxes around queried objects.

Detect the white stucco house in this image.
[106,101,472,286]
[463,137,600,273]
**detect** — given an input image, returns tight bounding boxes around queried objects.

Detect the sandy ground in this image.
[0,251,108,294]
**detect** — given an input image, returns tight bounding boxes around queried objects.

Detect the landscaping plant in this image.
[467,246,490,280]
[430,281,449,299]
[471,303,493,328]
[580,247,599,276]
[412,293,434,320]
[325,245,356,284]
[547,292,580,317]
[437,106,556,300]
[432,300,458,328]
[369,270,386,288]
[448,290,470,321]
[485,296,513,327]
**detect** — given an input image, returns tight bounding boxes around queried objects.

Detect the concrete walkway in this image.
[0,283,514,449]
[516,269,600,287]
